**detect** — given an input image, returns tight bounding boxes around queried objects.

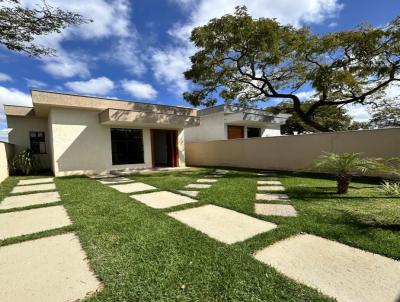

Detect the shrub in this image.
[11,149,38,175]
[381,181,400,196]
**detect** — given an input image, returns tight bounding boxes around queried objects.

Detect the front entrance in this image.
[151,129,179,167]
[227,125,244,139]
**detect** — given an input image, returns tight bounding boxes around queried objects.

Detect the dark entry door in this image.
[227,125,244,139]
[151,130,178,167]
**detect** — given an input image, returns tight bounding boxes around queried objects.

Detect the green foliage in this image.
[184,6,400,132]
[11,149,38,175]
[381,181,400,196]
[370,104,400,128]
[0,0,90,56]
[269,101,353,134]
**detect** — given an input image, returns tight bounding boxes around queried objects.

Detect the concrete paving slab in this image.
[215,169,229,173]
[178,190,200,197]
[196,179,218,183]
[256,193,290,201]
[168,205,277,244]
[0,192,61,210]
[257,186,285,191]
[257,173,277,177]
[257,180,282,185]
[109,182,156,193]
[185,184,212,189]
[18,178,54,186]
[0,233,101,302]
[11,183,56,194]
[132,191,198,209]
[87,173,116,179]
[98,177,133,185]
[0,206,71,240]
[255,204,297,217]
[253,234,400,302]
[205,174,223,178]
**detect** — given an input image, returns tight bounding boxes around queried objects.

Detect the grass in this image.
[1,168,399,301]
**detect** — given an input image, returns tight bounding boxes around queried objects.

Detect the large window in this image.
[30,131,46,154]
[111,128,144,165]
[247,127,261,138]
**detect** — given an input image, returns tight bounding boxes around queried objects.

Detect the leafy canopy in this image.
[184,6,400,131]
[0,0,89,56]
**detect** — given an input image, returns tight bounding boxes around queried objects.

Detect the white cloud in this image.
[122,80,158,100]
[21,0,135,78]
[0,73,12,82]
[25,78,47,88]
[0,128,10,142]
[345,104,371,122]
[152,0,343,95]
[65,77,115,95]
[296,90,316,101]
[110,37,147,76]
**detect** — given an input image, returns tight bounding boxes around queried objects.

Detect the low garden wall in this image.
[185,128,400,171]
[0,142,14,183]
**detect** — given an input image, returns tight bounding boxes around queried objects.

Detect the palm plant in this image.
[312,152,385,194]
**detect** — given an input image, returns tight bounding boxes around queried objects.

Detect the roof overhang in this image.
[99,109,200,129]
[3,105,34,117]
[224,112,287,126]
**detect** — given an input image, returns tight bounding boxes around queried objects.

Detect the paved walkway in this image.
[182,169,229,197]
[0,177,101,301]
[254,171,297,217]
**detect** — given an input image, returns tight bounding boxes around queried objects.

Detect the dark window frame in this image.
[29,131,46,154]
[247,127,262,138]
[111,128,144,165]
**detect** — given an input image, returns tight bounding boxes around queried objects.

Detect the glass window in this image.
[111,128,144,165]
[29,131,46,154]
[247,127,261,138]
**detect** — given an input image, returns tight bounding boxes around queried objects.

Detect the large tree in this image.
[369,101,400,128]
[0,0,89,57]
[269,101,353,134]
[183,7,400,132]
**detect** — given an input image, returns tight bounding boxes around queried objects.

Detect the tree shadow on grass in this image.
[339,210,400,232]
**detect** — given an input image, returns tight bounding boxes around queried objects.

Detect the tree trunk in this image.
[336,173,352,194]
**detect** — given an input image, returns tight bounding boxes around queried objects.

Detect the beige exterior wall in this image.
[185,128,400,171]
[49,108,156,176]
[0,142,14,183]
[7,114,51,169]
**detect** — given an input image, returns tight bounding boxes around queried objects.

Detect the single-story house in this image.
[5,90,199,176]
[184,105,289,143]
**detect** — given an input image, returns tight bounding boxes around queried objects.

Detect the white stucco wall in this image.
[185,112,283,142]
[7,115,51,169]
[0,142,10,183]
[49,108,156,176]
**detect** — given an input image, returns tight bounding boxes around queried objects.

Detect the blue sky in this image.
[0,0,399,140]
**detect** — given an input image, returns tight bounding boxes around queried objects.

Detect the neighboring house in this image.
[185,105,289,143]
[4,90,199,176]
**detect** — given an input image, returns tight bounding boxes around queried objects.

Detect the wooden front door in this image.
[151,129,179,167]
[227,125,244,139]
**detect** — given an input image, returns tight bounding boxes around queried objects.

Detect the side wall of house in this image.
[49,107,155,176]
[0,142,14,183]
[7,115,51,169]
[185,112,226,143]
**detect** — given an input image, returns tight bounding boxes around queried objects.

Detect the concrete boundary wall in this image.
[185,128,400,171]
[0,142,14,183]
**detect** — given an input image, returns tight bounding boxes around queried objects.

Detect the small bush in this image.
[381,181,400,196]
[11,149,38,175]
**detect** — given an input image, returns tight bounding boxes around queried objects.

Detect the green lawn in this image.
[1,168,399,301]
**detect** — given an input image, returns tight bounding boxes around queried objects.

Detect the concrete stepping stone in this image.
[132,191,197,209]
[253,234,400,302]
[258,180,282,185]
[98,177,133,185]
[256,193,290,201]
[257,173,277,177]
[109,182,156,194]
[18,177,54,186]
[87,173,116,179]
[196,179,218,183]
[255,204,297,217]
[11,183,56,194]
[257,185,285,192]
[185,184,211,189]
[0,206,71,240]
[0,233,101,302]
[178,190,199,197]
[215,169,229,173]
[0,192,61,210]
[168,204,277,244]
[205,174,223,178]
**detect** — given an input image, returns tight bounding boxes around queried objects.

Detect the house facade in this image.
[5,90,199,176]
[185,105,289,143]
